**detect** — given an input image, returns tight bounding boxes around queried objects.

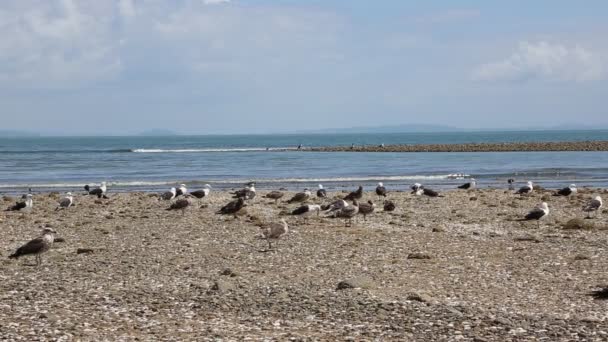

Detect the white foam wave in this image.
[131,147,298,153]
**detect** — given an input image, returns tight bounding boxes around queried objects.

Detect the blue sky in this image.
[1,0,607,135]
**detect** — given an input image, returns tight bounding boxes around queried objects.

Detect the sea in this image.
[1,130,608,195]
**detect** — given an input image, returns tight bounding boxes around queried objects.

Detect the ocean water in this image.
[1,130,608,194]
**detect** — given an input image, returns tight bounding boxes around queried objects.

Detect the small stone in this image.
[406,292,433,303]
[336,277,375,290]
[76,248,95,254]
[407,253,432,260]
[220,268,238,277]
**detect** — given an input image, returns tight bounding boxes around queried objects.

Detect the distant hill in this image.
[300,124,464,134]
[138,129,179,136]
[0,130,40,137]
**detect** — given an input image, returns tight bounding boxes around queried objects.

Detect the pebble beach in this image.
[1,187,608,340]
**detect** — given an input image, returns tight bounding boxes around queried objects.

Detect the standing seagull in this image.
[190,184,212,199]
[5,194,33,212]
[343,186,363,201]
[260,219,289,251]
[583,196,603,218]
[166,198,191,216]
[515,181,534,195]
[85,182,108,199]
[519,202,549,228]
[375,182,387,198]
[264,190,285,204]
[218,197,246,215]
[329,199,359,227]
[508,179,515,190]
[458,178,476,190]
[9,228,57,266]
[232,185,256,200]
[175,184,188,197]
[287,189,311,204]
[55,192,74,210]
[358,200,376,221]
[160,187,177,201]
[554,184,577,197]
[316,184,327,198]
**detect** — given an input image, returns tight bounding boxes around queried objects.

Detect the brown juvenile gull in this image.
[5,194,33,211]
[218,197,246,215]
[583,196,603,218]
[329,199,359,227]
[343,186,363,201]
[160,187,177,201]
[9,228,57,266]
[358,200,376,221]
[260,219,289,250]
[316,184,327,198]
[383,200,396,212]
[519,202,549,228]
[264,190,284,204]
[375,182,387,198]
[166,198,191,215]
[84,182,108,199]
[55,192,74,210]
[287,189,311,204]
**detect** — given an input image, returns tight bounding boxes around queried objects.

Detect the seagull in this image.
[218,197,246,215]
[160,187,177,201]
[264,190,284,204]
[357,200,376,221]
[329,199,359,226]
[166,198,191,215]
[190,184,212,199]
[554,184,577,197]
[232,185,256,200]
[287,189,311,204]
[316,184,327,198]
[383,200,396,212]
[55,192,73,210]
[260,219,289,251]
[411,183,422,192]
[508,178,515,190]
[343,186,363,201]
[9,228,57,266]
[375,182,387,198]
[5,194,33,211]
[291,204,321,216]
[412,187,442,198]
[519,202,549,228]
[175,184,188,197]
[321,199,349,213]
[458,178,476,190]
[85,182,108,199]
[583,196,603,218]
[515,181,534,195]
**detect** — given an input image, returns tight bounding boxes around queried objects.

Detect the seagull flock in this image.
[3,179,604,265]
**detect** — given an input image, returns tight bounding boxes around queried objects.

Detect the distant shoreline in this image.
[303,141,608,152]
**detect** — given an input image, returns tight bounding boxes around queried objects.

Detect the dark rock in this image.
[336,277,375,290]
[77,248,95,254]
[407,253,432,260]
[220,268,238,277]
[406,292,433,303]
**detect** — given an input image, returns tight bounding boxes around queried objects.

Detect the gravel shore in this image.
[307,141,608,152]
[1,188,608,340]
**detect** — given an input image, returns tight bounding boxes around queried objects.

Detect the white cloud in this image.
[473,41,606,82]
[203,0,231,5]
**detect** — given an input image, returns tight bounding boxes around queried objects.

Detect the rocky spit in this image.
[307,141,608,152]
[1,188,608,340]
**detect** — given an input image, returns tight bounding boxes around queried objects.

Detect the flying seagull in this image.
[343,186,363,201]
[554,184,577,197]
[519,202,549,228]
[515,181,534,195]
[316,184,327,198]
[287,189,311,204]
[264,190,285,204]
[260,219,289,251]
[190,184,212,199]
[9,228,57,266]
[375,182,387,198]
[5,194,33,211]
[160,187,177,201]
[458,178,476,190]
[85,182,108,199]
[583,196,603,218]
[55,192,74,210]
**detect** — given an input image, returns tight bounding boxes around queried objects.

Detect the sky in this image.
[1,0,607,135]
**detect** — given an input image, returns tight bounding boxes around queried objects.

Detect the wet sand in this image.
[1,188,608,340]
